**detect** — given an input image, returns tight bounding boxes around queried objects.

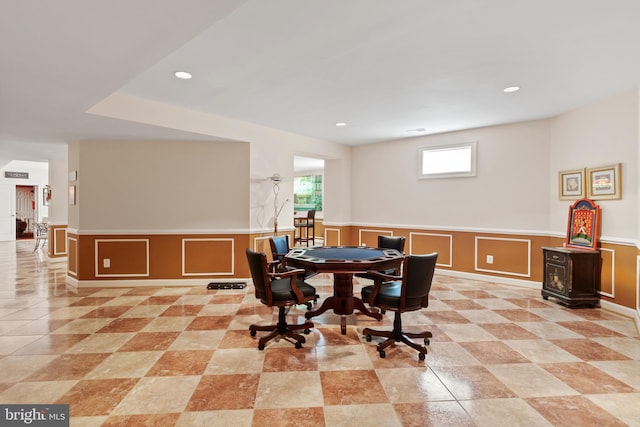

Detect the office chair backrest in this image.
[246,248,271,302]
[270,235,289,258]
[378,235,405,252]
[404,253,438,303]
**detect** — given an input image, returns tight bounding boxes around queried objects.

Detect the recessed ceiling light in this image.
[174,71,192,80]
[503,86,520,93]
[406,128,427,133]
[335,122,347,127]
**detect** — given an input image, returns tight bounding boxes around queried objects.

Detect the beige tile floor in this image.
[0,240,639,426]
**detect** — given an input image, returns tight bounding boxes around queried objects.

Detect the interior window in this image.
[419,142,477,179]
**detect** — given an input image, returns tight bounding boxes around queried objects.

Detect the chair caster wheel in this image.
[424,338,430,345]
[366,335,372,342]
[306,303,312,310]
[258,343,265,350]
[295,341,302,349]
[379,350,386,358]
[250,330,257,337]
[419,352,426,361]
[303,328,311,334]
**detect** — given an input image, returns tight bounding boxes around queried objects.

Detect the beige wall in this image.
[74,140,249,232]
[549,90,639,240]
[67,141,80,230]
[351,119,552,230]
[88,93,352,234]
[47,157,68,226]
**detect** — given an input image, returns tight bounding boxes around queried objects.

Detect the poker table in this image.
[284,246,404,334]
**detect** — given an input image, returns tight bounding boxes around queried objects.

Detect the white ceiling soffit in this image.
[2,0,640,166]
[0,0,248,160]
[294,156,325,173]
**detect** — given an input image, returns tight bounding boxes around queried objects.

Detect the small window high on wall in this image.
[294,175,322,212]
[419,141,477,179]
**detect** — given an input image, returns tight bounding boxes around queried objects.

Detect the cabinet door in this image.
[545,262,567,295]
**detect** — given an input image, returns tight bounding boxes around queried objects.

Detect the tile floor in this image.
[0,240,639,426]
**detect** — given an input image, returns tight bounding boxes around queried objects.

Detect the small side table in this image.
[541,246,600,308]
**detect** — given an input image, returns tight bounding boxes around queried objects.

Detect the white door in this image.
[0,183,16,241]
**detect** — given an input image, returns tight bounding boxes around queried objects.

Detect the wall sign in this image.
[4,171,29,179]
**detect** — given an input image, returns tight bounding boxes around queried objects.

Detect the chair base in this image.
[249,306,314,350]
[362,316,432,360]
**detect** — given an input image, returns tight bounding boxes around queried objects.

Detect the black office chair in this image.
[361,252,438,360]
[356,235,405,281]
[269,235,319,309]
[245,248,316,350]
[269,235,291,273]
[294,210,316,247]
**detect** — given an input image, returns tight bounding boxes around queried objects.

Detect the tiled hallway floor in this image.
[0,240,639,426]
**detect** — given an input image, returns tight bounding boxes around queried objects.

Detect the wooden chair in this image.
[362,252,438,360]
[294,209,316,246]
[245,248,316,350]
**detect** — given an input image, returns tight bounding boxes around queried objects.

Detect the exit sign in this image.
[4,171,29,179]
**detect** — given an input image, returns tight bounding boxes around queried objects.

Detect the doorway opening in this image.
[293,156,325,246]
[16,185,37,238]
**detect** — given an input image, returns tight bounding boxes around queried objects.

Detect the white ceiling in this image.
[3,0,640,164]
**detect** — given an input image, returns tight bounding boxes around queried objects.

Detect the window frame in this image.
[418,141,477,179]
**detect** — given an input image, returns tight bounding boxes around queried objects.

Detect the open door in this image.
[0,183,17,242]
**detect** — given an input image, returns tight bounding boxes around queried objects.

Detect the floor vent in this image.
[206,282,246,290]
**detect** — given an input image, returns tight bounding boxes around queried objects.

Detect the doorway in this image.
[0,159,50,242]
[16,185,37,238]
[293,156,325,246]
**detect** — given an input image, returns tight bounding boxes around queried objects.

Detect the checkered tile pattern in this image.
[1,240,639,426]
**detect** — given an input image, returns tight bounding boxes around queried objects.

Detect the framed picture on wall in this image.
[558,168,585,200]
[587,163,621,200]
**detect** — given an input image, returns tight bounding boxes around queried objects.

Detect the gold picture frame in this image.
[587,164,621,200]
[558,168,585,200]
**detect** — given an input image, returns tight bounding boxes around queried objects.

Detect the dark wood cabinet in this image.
[541,247,600,308]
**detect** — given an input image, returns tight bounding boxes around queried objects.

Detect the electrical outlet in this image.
[486,255,494,264]
[103,259,110,268]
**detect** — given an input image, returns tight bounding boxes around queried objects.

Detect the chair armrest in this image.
[363,270,401,305]
[268,260,281,273]
[269,268,308,302]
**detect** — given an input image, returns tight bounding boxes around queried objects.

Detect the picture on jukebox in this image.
[566,198,600,250]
